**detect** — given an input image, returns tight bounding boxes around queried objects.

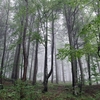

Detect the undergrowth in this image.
[0,80,100,100]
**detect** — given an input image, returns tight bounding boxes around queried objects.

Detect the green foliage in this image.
[80,15,100,42]
[57,43,84,60]
[30,32,44,44]
[57,15,100,61]
[0,80,43,100]
[91,62,100,84]
[9,44,17,50]
[1,83,100,100]
[57,44,70,60]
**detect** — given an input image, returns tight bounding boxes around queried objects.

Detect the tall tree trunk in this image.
[96,57,100,73]
[20,55,23,79]
[29,44,34,80]
[4,50,9,77]
[64,4,78,95]
[22,0,28,81]
[28,16,34,80]
[43,10,55,92]
[32,40,39,85]
[77,43,85,85]
[49,10,55,83]
[32,14,39,85]
[55,45,59,84]
[11,43,21,80]
[0,1,9,84]
[78,58,85,85]
[86,54,92,85]
[11,18,24,80]
[43,19,48,92]
[51,70,54,83]
[61,60,65,83]
[77,58,84,94]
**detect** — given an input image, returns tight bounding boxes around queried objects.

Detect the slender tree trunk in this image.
[43,19,48,92]
[55,45,59,84]
[78,58,85,85]
[11,43,21,80]
[61,61,65,83]
[77,43,84,86]
[20,55,23,79]
[64,4,78,95]
[27,33,31,57]
[96,57,100,73]
[32,15,40,85]
[32,40,39,85]
[77,58,84,94]
[11,20,24,80]
[27,16,34,80]
[86,54,92,85]
[29,44,34,80]
[0,1,9,84]
[51,71,54,83]
[22,0,28,81]
[49,11,55,83]
[4,50,9,77]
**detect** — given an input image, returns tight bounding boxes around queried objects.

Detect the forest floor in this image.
[0,79,100,100]
[41,84,100,100]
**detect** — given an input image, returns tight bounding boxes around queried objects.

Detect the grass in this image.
[0,80,100,100]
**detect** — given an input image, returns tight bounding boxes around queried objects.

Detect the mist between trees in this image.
[0,0,100,96]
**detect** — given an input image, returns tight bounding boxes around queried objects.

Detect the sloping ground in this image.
[84,85,100,97]
[0,80,100,100]
[40,84,100,100]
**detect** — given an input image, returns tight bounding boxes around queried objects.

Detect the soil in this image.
[83,85,100,96]
[48,84,100,99]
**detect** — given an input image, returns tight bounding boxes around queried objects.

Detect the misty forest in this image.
[0,0,100,100]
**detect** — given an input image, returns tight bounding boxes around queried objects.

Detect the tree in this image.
[32,24,39,85]
[55,41,59,84]
[61,60,65,83]
[50,10,55,83]
[0,0,10,84]
[11,43,21,80]
[63,3,79,95]
[22,0,29,81]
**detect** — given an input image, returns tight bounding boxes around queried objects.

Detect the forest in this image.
[0,0,100,100]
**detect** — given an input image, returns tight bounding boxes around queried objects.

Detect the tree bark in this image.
[86,54,92,85]
[4,51,9,77]
[61,60,65,83]
[11,43,21,80]
[78,58,85,85]
[96,57,100,73]
[22,0,28,81]
[64,4,78,95]
[43,19,48,92]
[55,45,59,84]
[32,40,39,85]
[29,44,34,80]
[0,1,9,84]
[48,10,55,83]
